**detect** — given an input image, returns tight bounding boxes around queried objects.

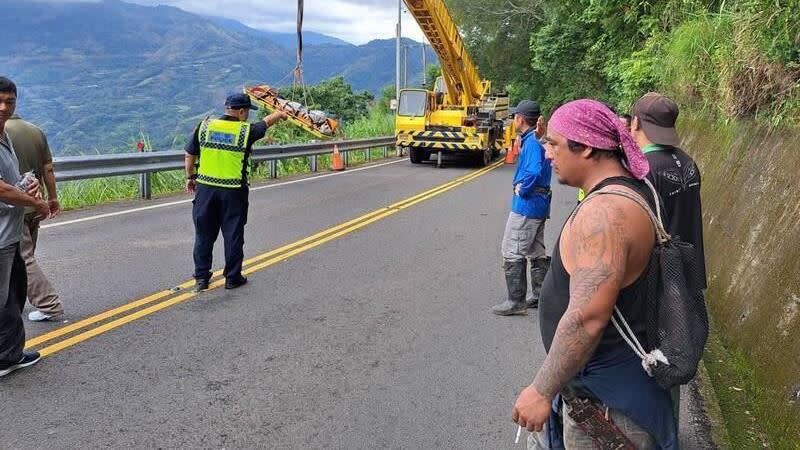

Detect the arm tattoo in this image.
[532,201,627,398]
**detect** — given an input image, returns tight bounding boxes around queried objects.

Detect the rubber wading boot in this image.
[492,260,528,316]
[526,256,551,309]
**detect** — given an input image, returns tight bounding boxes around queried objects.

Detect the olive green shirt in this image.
[5,115,53,214]
[6,115,52,175]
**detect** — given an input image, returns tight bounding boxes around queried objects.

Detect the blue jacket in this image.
[511,129,552,219]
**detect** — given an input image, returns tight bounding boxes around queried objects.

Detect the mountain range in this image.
[1,0,431,154]
[204,16,352,48]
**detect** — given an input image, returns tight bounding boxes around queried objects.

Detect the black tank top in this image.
[539,177,657,353]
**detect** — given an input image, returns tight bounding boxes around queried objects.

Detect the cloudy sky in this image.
[49,0,426,44]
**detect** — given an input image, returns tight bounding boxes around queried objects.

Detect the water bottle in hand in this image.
[16,171,37,192]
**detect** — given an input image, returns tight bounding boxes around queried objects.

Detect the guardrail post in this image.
[343,149,349,167]
[139,172,151,200]
[310,155,318,172]
[366,147,371,162]
[383,146,388,159]
[269,160,278,179]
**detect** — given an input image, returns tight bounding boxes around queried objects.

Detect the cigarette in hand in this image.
[514,425,522,444]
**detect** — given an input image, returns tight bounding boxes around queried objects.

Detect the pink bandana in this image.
[549,99,649,179]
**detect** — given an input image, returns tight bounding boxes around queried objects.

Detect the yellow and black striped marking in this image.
[411,141,479,150]
[397,130,480,140]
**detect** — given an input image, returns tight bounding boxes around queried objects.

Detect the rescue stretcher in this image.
[244,85,338,139]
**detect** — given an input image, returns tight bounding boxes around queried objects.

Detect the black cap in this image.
[225,93,257,110]
[631,92,680,147]
[509,100,541,119]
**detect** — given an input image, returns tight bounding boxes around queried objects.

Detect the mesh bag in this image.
[584,181,709,389]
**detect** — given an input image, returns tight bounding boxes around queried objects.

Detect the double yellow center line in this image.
[26,161,503,357]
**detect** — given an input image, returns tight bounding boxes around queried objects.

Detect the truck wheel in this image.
[410,148,424,164]
[479,148,492,167]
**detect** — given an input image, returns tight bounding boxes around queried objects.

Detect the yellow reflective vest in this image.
[197,119,251,188]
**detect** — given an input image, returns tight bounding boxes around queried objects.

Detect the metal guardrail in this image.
[53,136,397,199]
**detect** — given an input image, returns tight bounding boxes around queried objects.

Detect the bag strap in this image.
[571,180,671,245]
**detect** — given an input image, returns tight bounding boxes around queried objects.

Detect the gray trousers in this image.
[0,243,27,365]
[21,214,62,315]
[501,212,546,262]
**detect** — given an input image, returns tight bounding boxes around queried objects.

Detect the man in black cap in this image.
[185,93,287,291]
[492,100,553,315]
[630,92,706,288]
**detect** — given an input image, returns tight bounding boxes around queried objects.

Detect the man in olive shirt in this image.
[7,115,64,321]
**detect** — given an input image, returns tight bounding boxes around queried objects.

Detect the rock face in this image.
[681,111,800,439]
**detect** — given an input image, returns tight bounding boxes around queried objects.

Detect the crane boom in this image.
[403,0,488,107]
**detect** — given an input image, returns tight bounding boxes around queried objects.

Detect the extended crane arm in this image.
[403,0,488,107]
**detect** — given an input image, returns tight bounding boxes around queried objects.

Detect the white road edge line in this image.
[42,158,408,230]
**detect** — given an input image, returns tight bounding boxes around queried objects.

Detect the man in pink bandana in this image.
[511,99,678,449]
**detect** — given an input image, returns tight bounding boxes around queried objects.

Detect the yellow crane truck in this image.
[395,0,513,167]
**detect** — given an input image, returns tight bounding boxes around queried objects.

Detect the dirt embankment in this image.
[681,112,799,446]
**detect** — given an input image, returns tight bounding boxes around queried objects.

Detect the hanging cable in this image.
[294,0,317,111]
[293,0,304,88]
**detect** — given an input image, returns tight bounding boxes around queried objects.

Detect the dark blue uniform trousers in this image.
[192,184,248,282]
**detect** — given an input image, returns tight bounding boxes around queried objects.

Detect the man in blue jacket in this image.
[492,100,553,316]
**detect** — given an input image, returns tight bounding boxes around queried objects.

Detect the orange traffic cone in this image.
[505,136,520,164]
[331,144,345,171]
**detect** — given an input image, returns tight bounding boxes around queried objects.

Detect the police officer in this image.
[185,93,287,291]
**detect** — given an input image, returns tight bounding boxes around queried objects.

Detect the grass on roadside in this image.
[58,171,185,210]
[703,329,800,449]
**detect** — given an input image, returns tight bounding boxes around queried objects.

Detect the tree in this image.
[445,0,544,97]
[445,0,705,112]
[424,64,442,90]
[376,85,397,115]
[278,76,374,123]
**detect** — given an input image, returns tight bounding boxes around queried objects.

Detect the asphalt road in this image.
[0,156,712,449]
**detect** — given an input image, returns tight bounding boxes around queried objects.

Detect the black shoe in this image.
[194,278,210,292]
[0,351,41,377]
[526,299,539,309]
[225,276,248,290]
